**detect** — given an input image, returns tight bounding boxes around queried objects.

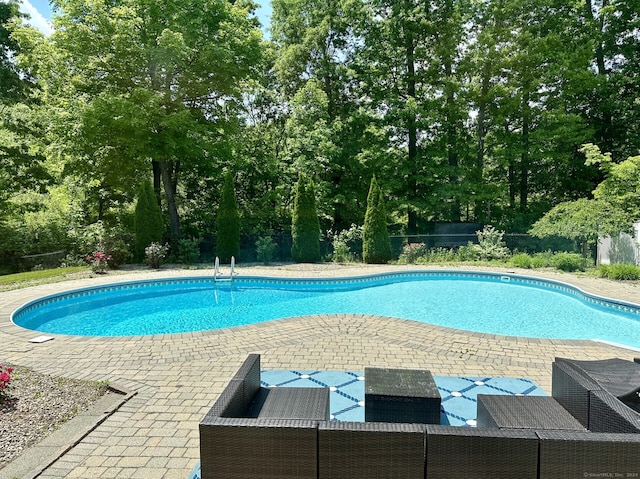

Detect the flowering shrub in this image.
[0,364,13,397]
[470,225,510,261]
[86,250,112,273]
[145,242,169,269]
[328,224,362,263]
[400,242,428,264]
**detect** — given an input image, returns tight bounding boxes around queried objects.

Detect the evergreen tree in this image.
[291,175,321,262]
[362,176,392,264]
[216,171,240,262]
[134,181,164,261]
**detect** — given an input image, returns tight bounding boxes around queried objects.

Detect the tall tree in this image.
[0,0,29,103]
[216,171,240,262]
[134,180,164,261]
[362,176,392,264]
[271,0,368,231]
[291,174,321,262]
[28,0,263,240]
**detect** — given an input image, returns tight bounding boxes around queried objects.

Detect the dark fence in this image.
[19,250,66,271]
[199,233,579,264]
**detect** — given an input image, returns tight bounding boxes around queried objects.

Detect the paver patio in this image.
[1,264,639,478]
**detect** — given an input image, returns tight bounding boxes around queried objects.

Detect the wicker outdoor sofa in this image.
[199,354,640,478]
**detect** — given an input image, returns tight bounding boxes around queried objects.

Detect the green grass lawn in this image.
[0,267,89,289]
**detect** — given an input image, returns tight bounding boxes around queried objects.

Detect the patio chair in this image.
[552,357,640,431]
[199,354,330,479]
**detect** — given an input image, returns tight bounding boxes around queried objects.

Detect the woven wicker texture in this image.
[318,421,425,479]
[200,418,318,479]
[564,357,640,404]
[551,358,601,427]
[248,387,330,420]
[538,430,640,478]
[426,425,539,479]
[589,389,640,433]
[477,395,585,430]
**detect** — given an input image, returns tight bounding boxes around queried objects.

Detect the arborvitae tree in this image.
[216,171,240,262]
[291,174,321,262]
[362,176,392,264]
[134,180,164,261]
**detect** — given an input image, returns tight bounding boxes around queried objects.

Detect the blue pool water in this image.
[11,271,640,346]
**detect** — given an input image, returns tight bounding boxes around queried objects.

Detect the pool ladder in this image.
[214,256,236,282]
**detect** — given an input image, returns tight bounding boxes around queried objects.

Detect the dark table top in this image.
[365,367,440,399]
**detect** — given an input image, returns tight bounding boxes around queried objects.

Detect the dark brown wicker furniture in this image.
[199,355,640,479]
[538,430,640,479]
[364,366,441,424]
[425,425,539,479]
[476,395,586,430]
[553,356,640,432]
[199,354,329,479]
[318,421,425,479]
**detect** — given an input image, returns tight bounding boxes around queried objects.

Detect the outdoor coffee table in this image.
[364,367,441,424]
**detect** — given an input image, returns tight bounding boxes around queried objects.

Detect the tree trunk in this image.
[152,160,162,207]
[158,159,181,240]
[444,56,460,222]
[520,88,530,212]
[584,0,613,152]
[405,8,419,234]
[474,63,491,222]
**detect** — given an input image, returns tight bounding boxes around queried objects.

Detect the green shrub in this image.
[531,251,554,268]
[134,181,164,262]
[596,264,640,280]
[362,177,392,264]
[421,247,458,262]
[256,236,277,265]
[471,225,510,261]
[456,244,479,262]
[510,253,533,269]
[216,172,240,262]
[328,224,362,263]
[145,242,169,269]
[291,175,321,263]
[399,243,427,264]
[175,238,201,264]
[551,252,589,272]
[105,239,131,269]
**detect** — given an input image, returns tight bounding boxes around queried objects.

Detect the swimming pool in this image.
[11,271,640,346]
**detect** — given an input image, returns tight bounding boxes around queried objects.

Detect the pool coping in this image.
[7,269,640,348]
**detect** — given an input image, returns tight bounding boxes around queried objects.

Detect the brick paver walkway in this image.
[1,264,639,478]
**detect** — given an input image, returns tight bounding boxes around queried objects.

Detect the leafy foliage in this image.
[471,226,511,261]
[291,175,321,262]
[362,177,392,264]
[4,0,640,270]
[551,253,590,272]
[328,224,362,263]
[399,243,428,265]
[216,172,240,262]
[531,143,639,256]
[145,242,169,269]
[596,264,640,281]
[256,236,277,265]
[134,181,164,261]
